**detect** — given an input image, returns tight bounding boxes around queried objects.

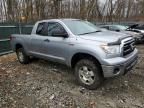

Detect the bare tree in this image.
[0,0,144,23]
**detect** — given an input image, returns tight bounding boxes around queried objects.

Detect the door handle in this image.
[44,39,50,42]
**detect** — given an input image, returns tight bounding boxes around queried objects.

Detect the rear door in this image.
[29,22,49,56]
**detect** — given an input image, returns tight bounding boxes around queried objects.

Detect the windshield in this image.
[63,20,100,35]
[114,25,128,30]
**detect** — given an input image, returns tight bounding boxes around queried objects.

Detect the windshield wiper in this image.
[78,30,101,35]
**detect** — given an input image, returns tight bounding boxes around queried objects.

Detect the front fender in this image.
[67,46,106,67]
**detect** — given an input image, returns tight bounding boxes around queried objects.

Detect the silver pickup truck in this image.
[10,19,138,89]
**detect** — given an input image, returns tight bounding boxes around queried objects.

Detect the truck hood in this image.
[79,31,131,43]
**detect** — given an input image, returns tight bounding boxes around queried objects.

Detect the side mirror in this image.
[52,29,68,38]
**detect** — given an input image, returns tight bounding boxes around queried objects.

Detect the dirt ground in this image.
[0,45,144,108]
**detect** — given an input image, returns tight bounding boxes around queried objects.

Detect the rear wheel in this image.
[16,48,30,64]
[74,59,104,90]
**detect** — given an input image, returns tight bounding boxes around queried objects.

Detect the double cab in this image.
[10,19,138,89]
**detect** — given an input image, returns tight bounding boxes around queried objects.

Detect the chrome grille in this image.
[123,38,135,56]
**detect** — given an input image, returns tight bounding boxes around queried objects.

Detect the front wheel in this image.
[16,48,30,64]
[74,59,104,90]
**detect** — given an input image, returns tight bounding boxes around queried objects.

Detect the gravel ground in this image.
[0,45,144,108]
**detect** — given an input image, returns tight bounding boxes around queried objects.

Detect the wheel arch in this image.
[15,43,23,51]
[71,52,102,69]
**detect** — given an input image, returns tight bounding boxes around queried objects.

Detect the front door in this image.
[41,22,70,64]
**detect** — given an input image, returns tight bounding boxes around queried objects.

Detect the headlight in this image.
[101,45,120,54]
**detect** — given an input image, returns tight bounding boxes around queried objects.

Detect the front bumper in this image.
[102,49,138,77]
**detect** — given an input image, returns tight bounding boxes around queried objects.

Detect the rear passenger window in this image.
[36,22,48,36]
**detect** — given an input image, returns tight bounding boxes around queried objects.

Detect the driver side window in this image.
[48,22,67,36]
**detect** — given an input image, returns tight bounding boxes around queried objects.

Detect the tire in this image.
[16,48,30,64]
[74,59,104,90]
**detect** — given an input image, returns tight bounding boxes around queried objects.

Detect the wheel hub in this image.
[79,66,95,85]
[18,51,24,62]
